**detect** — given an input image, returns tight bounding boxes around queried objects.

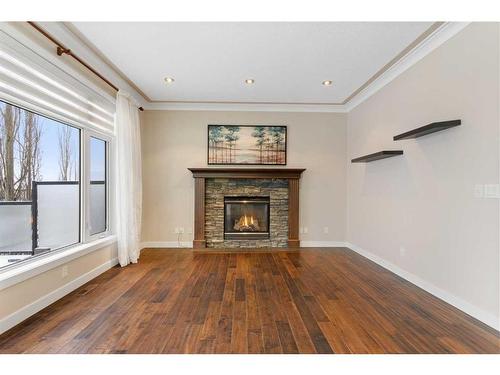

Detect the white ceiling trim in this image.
[71,22,436,108]
[143,101,347,113]
[1,22,470,114]
[42,22,147,107]
[345,22,470,112]
[143,22,469,113]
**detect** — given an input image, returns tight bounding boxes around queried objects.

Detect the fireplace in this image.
[224,196,270,240]
[189,168,305,248]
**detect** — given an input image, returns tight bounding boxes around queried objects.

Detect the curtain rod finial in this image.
[56,46,71,56]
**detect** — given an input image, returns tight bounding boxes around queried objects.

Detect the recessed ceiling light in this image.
[164,77,175,84]
[322,80,333,86]
[245,79,255,84]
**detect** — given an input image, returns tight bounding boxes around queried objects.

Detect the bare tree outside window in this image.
[0,103,19,200]
[58,126,75,181]
[0,103,42,201]
[19,112,42,199]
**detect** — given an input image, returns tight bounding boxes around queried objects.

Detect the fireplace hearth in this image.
[224,196,270,240]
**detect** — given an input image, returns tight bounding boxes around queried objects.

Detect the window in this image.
[0,100,82,268]
[0,33,116,271]
[89,137,107,235]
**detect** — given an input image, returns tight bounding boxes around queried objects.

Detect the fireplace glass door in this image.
[224,196,270,240]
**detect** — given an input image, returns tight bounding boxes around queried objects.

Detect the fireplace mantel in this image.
[188,168,305,179]
[188,168,306,249]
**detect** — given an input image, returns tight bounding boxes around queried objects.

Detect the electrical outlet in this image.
[61,265,68,278]
[304,227,308,234]
[323,227,329,234]
[400,247,406,257]
[474,184,499,198]
[485,184,500,198]
[474,184,484,198]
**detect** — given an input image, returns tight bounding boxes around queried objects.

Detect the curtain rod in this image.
[27,21,144,112]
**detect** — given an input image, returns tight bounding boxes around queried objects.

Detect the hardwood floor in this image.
[0,248,498,354]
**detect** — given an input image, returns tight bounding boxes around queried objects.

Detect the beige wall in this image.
[0,243,117,323]
[141,111,347,244]
[347,23,499,325]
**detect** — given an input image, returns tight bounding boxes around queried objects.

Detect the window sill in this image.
[0,235,117,292]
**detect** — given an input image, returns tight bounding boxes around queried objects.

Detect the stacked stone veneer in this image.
[205,178,288,248]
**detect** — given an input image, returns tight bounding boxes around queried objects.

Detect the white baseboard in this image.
[141,241,347,249]
[345,242,499,331]
[0,257,118,335]
[141,241,192,249]
[300,241,347,247]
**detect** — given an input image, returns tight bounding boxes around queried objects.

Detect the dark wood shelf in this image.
[393,119,461,140]
[351,151,403,163]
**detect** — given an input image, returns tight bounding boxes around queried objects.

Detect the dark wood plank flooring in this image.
[0,248,498,354]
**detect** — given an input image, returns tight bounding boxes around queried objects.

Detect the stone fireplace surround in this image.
[188,168,306,248]
[207,179,287,247]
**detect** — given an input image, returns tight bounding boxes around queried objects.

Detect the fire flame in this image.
[243,215,255,227]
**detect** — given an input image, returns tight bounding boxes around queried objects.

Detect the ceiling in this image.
[70,22,436,104]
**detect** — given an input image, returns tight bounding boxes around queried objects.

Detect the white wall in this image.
[141,110,347,246]
[346,23,499,328]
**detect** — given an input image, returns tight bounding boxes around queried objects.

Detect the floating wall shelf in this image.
[351,150,404,163]
[393,119,461,140]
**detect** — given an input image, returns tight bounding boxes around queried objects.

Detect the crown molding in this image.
[144,22,469,113]
[43,22,147,106]
[345,22,470,112]
[2,22,470,114]
[62,22,152,103]
[143,101,348,113]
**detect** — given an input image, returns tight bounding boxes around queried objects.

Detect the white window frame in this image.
[84,131,113,242]
[0,94,115,276]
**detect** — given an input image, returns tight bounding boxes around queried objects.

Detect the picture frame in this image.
[207,125,287,165]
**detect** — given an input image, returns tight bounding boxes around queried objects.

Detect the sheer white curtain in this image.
[115,91,142,266]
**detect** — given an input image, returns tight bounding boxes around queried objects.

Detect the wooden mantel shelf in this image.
[188,167,306,249]
[188,168,306,179]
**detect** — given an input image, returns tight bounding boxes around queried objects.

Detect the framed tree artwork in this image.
[208,125,287,165]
